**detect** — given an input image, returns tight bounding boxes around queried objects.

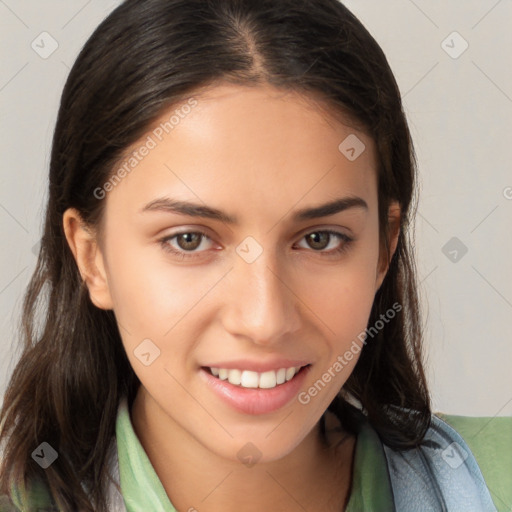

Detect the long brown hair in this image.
[0,0,430,510]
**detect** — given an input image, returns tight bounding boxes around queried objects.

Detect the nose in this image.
[220,249,302,346]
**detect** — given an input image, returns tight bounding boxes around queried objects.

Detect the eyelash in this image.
[158,229,353,260]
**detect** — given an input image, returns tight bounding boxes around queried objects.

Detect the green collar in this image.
[116,397,176,511]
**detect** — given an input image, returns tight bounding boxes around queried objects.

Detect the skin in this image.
[64,83,400,512]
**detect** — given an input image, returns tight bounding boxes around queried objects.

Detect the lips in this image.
[199,363,311,415]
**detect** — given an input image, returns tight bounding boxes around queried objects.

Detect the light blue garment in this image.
[382,414,497,511]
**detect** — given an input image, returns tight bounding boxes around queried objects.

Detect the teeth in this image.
[285,367,296,381]
[259,370,276,389]
[227,369,242,386]
[276,368,286,385]
[241,370,259,388]
[209,366,303,389]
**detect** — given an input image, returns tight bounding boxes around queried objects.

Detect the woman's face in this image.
[73,83,396,462]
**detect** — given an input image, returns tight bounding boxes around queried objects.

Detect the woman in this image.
[0,0,504,510]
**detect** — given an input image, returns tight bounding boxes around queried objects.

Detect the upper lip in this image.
[202,359,311,373]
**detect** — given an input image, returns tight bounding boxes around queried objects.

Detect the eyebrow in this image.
[140,196,368,223]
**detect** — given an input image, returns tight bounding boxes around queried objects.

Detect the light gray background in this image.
[1,1,511,416]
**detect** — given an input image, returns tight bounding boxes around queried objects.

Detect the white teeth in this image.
[241,370,259,388]
[259,370,277,389]
[227,369,242,386]
[276,368,286,385]
[209,366,304,389]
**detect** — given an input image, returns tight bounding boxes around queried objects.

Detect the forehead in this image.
[104,83,378,224]
[168,82,371,159]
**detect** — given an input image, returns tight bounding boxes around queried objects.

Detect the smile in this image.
[200,364,311,415]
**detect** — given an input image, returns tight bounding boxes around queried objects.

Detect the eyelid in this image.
[295,223,354,239]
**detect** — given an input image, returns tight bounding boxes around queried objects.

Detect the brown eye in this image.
[159,231,214,259]
[176,232,203,251]
[305,232,330,250]
[296,230,353,257]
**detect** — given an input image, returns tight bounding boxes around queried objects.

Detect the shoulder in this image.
[436,413,512,511]
[381,412,502,511]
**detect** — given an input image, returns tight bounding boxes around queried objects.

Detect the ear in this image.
[62,208,114,310]
[375,201,401,292]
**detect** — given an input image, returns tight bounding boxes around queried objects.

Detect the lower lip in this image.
[199,366,310,415]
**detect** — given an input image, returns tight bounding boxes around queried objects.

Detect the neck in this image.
[130,387,356,512]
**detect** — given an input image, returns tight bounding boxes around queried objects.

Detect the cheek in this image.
[103,241,218,402]
[102,234,211,352]
[301,237,381,342]
[295,257,378,411]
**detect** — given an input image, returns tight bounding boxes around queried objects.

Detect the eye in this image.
[159,231,214,259]
[295,230,353,256]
